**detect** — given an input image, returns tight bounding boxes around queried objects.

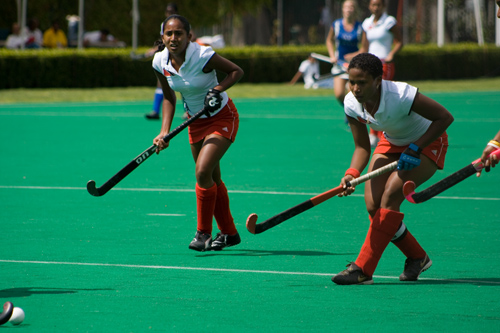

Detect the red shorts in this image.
[382,62,395,80]
[188,98,239,144]
[373,132,449,170]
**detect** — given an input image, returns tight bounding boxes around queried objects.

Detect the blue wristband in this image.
[409,143,422,154]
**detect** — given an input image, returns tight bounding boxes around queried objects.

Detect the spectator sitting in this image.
[6,22,25,49]
[83,29,125,48]
[43,20,68,48]
[24,18,43,49]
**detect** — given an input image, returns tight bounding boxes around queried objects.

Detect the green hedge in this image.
[1,43,499,89]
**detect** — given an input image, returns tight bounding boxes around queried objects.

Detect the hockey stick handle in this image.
[404,149,500,204]
[87,108,208,197]
[348,161,398,187]
[309,161,398,206]
[248,161,398,234]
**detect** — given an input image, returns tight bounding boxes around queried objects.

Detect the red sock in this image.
[213,182,237,235]
[355,208,403,276]
[195,183,217,234]
[393,231,426,259]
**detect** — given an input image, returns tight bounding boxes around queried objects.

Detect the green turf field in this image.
[1,89,499,332]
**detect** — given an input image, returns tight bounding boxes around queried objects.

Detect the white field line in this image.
[1,109,499,122]
[0,259,498,284]
[0,185,499,201]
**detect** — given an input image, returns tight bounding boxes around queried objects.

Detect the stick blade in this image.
[403,181,417,204]
[0,301,14,325]
[87,180,103,197]
[246,213,258,234]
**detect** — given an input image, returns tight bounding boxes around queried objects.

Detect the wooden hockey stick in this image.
[246,161,398,234]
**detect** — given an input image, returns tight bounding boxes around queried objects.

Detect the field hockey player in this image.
[152,15,244,251]
[332,53,454,285]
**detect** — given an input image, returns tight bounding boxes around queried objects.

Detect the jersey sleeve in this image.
[152,50,164,73]
[344,92,362,119]
[199,45,216,68]
[402,84,418,114]
[385,16,397,31]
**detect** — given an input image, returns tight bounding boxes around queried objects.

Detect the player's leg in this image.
[381,156,436,280]
[333,154,437,284]
[145,81,163,120]
[189,134,239,251]
[361,154,436,280]
[333,76,346,106]
[333,155,396,285]
[333,76,350,125]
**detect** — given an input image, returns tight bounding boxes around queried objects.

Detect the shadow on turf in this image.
[0,287,113,298]
[198,249,355,257]
[375,278,500,286]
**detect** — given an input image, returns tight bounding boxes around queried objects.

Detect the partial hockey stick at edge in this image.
[0,302,13,325]
[246,161,398,234]
[87,108,209,197]
[403,148,500,204]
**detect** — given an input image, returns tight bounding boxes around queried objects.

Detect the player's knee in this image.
[195,166,212,186]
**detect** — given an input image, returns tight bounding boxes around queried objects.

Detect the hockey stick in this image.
[310,53,348,75]
[87,108,209,197]
[310,53,332,63]
[0,302,13,325]
[246,161,398,234]
[403,148,500,204]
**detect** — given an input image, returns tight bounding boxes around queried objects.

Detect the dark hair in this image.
[160,14,191,35]
[156,15,191,51]
[348,53,383,79]
[165,3,178,13]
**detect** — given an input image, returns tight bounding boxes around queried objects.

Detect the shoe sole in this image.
[209,240,241,251]
[332,277,374,285]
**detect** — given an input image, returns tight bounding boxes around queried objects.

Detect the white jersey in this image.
[344,80,431,146]
[362,13,397,60]
[152,42,228,118]
[298,59,319,89]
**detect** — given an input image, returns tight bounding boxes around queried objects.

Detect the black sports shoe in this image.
[145,111,160,120]
[399,254,432,281]
[210,232,241,251]
[188,231,212,252]
[332,262,373,285]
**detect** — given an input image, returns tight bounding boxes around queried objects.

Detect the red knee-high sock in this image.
[213,182,237,235]
[355,208,403,276]
[393,231,426,259]
[195,183,217,234]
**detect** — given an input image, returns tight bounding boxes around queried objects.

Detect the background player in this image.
[326,0,363,108]
[152,15,244,252]
[289,54,320,89]
[332,53,454,285]
[145,3,180,120]
[361,0,402,146]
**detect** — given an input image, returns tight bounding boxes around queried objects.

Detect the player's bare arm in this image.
[153,69,177,152]
[409,92,454,149]
[203,54,243,92]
